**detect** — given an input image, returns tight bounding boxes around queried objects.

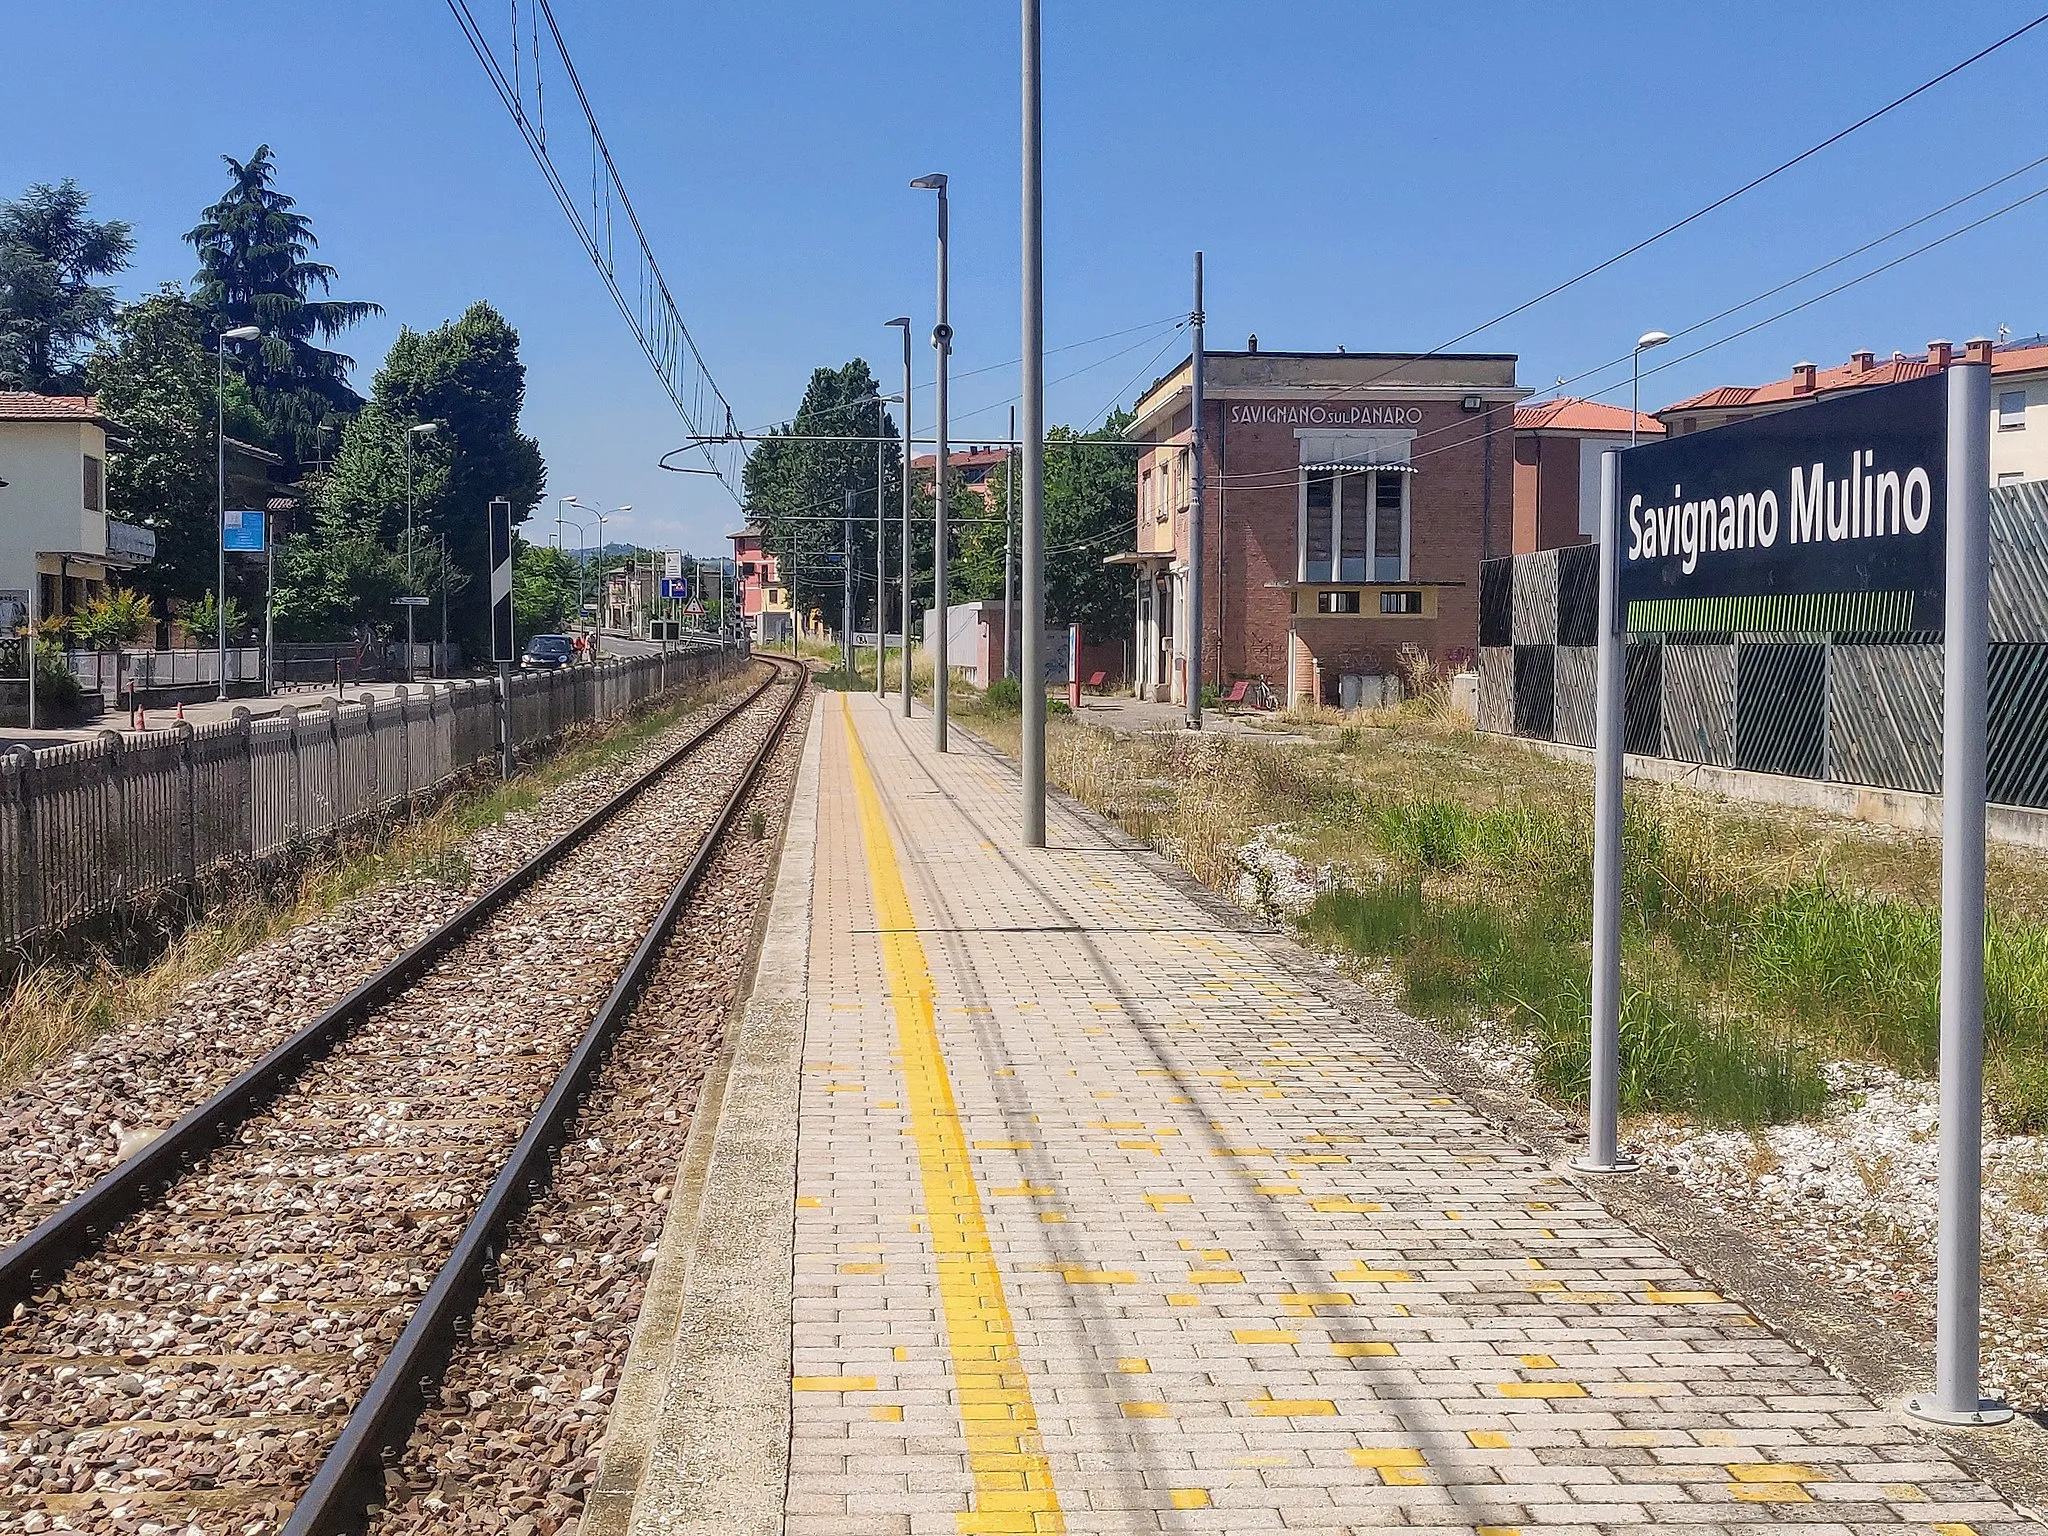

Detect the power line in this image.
[444,0,743,500]
[1196,172,2048,493]
[1209,164,2048,490]
[1152,9,2048,431]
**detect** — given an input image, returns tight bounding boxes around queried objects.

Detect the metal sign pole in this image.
[487,498,515,779]
[1577,448,1634,1174]
[1019,0,1046,843]
[1909,359,2010,1427]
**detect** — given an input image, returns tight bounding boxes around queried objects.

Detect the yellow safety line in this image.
[838,696,1065,1535]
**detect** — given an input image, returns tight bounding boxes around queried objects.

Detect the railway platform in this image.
[620,688,2036,1536]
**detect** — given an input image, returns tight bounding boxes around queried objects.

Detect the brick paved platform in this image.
[642,690,2036,1536]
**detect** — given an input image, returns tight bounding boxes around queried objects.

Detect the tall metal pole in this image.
[216,335,229,701]
[876,397,888,697]
[843,487,856,676]
[405,429,417,681]
[892,318,914,713]
[1577,449,1632,1174]
[925,179,952,752]
[440,532,449,673]
[1909,359,2010,1426]
[1631,349,1642,449]
[1186,251,1206,730]
[1020,0,1047,844]
[1004,405,1017,680]
[264,512,275,697]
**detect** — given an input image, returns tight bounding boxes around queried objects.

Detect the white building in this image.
[0,393,154,631]
[1657,338,2048,486]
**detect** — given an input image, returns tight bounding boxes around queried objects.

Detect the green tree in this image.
[513,542,581,636]
[947,414,1135,648]
[86,288,266,610]
[0,179,134,392]
[187,146,380,467]
[67,589,157,651]
[741,360,903,635]
[183,590,250,643]
[290,301,544,647]
[1040,410,1139,643]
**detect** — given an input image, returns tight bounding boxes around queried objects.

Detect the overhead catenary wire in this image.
[734,314,1187,437]
[1154,10,2048,425]
[1203,166,2048,492]
[444,0,744,499]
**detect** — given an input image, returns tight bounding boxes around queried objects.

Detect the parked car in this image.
[521,634,577,670]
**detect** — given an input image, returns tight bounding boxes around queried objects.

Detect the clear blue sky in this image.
[9,2,2048,555]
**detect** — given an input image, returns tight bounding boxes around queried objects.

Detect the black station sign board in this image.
[1616,371,1948,634]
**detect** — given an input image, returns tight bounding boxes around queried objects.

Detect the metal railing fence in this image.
[1475,480,2048,809]
[0,648,744,950]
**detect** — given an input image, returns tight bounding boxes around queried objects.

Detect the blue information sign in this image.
[222,510,266,553]
[660,576,688,599]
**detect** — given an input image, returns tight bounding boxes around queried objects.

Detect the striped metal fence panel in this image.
[1553,645,1597,748]
[1660,643,1736,767]
[0,649,744,952]
[1510,548,1559,647]
[1829,643,1941,794]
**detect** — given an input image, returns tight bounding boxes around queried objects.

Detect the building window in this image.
[1380,589,1423,614]
[1316,590,1360,614]
[1302,472,1335,581]
[2000,390,2027,430]
[1299,467,1409,583]
[82,454,103,512]
[1373,472,1406,581]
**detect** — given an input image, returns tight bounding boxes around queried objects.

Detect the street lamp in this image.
[216,324,261,699]
[405,422,439,679]
[911,172,951,752]
[886,316,913,712]
[579,503,630,653]
[1632,331,1670,448]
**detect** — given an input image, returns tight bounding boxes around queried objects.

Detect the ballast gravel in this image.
[0,669,758,1250]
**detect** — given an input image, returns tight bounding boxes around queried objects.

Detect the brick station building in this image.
[1114,347,1524,708]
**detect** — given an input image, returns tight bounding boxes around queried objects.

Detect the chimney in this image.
[1965,336,1994,366]
[1792,361,1818,395]
[1850,349,1875,374]
[1928,339,1953,367]
[1247,333,1258,353]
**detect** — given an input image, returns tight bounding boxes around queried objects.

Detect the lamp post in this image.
[405,422,439,681]
[887,317,913,712]
[1631,331,1669,447]
[216,324,261,700]
[1021,0,1047,844]
[911,172,951,752]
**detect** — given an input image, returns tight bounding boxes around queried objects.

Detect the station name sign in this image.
[1228,402,1425,428]
[1617,371,1947,631]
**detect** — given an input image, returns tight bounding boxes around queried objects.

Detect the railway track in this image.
[0,654,806,1534]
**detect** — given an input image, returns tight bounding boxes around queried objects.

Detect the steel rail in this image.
[0,656,784,1316]
[284,659,806,1533]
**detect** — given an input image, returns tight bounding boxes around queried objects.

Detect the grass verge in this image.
[953,695,2048,1132]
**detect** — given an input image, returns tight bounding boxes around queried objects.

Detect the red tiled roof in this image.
[1660,342,2048,415]
[1513,398,1663,435]
[0,391,111,423]
[909,447,1009,471]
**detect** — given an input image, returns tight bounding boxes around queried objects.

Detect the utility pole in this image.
[876,397,888,697]
[912,173,951,751]
[888,318,913,714]
[1186,251,1206,731]
[1020,0,1046,845]
[1004,404,1017,680]
[843,487,855,676]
